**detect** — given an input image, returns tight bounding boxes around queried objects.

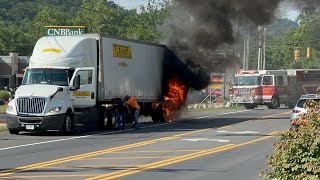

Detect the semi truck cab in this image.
[6,36,99,134]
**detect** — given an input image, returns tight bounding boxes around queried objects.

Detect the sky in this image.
[111,0,300,21]
[110,0,151,9]
[277,7,300,20]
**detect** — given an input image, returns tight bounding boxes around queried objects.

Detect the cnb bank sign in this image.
[45,26,87,36]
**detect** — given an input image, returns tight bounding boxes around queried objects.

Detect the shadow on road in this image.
[0,108,290,140]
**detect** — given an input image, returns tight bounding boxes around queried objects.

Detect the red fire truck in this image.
[230,69,320,109]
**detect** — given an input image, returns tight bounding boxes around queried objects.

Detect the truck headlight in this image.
[7,105,14,112]
[49,107,63,113]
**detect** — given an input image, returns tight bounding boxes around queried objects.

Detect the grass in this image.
[0,105,6,114]
[0,125,7,132]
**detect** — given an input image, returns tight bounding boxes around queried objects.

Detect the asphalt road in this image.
[0,108,291,180]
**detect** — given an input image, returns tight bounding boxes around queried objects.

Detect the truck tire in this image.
[244,104,256,109]
[9,129,19,135]
[151,105,165,122]
[97,106,107,130]
[267,97,280,109]
[63,113,73,134]
[105,109,116,129]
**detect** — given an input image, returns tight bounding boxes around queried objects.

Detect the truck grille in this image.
[17,97,46,114]
[239,88,250,97]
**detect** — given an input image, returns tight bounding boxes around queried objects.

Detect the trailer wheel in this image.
[151,105,165,122]
[63,113,73,134]
[9,129,19,135]
[244,104,256,109]
[267,97,280,109]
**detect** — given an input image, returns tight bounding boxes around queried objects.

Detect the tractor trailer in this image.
[6,34,169,134]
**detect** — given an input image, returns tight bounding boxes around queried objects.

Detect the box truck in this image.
[6,34,169,134]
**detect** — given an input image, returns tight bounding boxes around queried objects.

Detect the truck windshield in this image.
[234,76,261,86]
[22,69,69,86]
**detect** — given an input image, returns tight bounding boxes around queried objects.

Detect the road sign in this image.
[45,26,87,36]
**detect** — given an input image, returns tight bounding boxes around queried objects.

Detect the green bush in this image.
[260,100,320,180]
[0,90,10,101]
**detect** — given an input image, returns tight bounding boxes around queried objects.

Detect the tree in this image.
[262,10,320,70]
[261,100,320,180]
[122,0,170,42]
[71,0,122,36]
[0,19,29,55]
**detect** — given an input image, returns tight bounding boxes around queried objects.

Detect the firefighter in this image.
[112,98,127,130]
[125,95,140,129]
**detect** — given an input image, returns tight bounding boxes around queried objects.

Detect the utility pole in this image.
[234,8,239,57]
[243,36,247,70]
[223,44,228,107]
[243,24,250,71]
[263,27,266,70]
[234,8,239,74]
[257,26,262,70]
[246,24,250,70]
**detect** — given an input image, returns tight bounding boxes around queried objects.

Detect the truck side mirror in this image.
[74,75,80,90]
[57,87,64,92]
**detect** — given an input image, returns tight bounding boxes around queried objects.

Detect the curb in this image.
[187,103,226,109]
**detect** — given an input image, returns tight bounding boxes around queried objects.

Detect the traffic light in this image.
[294,49,300,61]
[307,47,311,59]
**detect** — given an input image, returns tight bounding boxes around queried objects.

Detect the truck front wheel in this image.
[267,97,280,109]
[9,129,19,135]
[244,104,256,109]
[63,113,73,134]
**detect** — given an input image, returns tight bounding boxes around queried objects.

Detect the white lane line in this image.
[0,110,251,151]
[0,124,173,151]
[194,110,252,120]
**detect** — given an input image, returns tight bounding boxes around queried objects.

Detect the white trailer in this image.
[6,34,167,134]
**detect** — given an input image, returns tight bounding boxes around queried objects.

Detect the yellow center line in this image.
[0,174,101,179]
[218,125,232,129]
[41,164,145,169]
[86,132,279,180]
[110,150,200,153]
[258,111,291,119]
[81,156,178,160]
[0,128,211,177]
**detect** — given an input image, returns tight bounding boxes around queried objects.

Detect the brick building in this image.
[0,53,29,89]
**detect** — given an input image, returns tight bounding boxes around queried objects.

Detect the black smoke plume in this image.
[163,0,320,67]
[162,0,284,71]
[161,0,320,103]
[163,47,210,94]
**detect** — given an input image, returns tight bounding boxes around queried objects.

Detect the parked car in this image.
[0,99,4,105]
[290,94,320,127]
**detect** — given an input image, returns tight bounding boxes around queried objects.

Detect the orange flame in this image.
[162,77,189,121]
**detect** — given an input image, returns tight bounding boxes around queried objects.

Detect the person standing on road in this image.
[112,98,127,130]
[125,95,140,129]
